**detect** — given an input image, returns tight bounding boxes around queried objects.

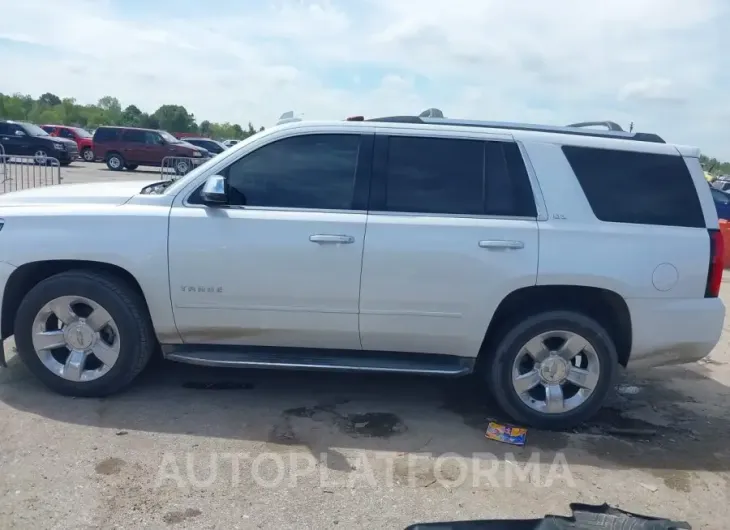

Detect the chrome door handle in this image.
[309,234,355,244]
[479,240,524,250]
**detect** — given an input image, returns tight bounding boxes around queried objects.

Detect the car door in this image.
[120,129,146,163]
[143,131,169,164]
[168,130,373,349]
[2,123,34,156]
[359,130,540,358]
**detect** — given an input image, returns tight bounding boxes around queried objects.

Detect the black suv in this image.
[182,137,227,156]
[0,120,79,165]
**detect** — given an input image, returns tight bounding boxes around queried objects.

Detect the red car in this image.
[42,124,95,162]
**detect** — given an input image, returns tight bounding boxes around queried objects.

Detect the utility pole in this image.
[629,121,634,133]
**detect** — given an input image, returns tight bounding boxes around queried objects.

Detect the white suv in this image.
[0,111,724,429]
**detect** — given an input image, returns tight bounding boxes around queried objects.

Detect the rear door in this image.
[359,130,540,358]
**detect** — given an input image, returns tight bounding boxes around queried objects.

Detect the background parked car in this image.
[0,120,78,165]
[222,139,239,147]
[93,126,207,174]
[710,186,730,220]
[711,180,730,192]
[182,137,227,156]
[42,124,95,162]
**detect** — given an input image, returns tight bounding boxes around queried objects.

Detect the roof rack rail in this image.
[566,120,624,132]
[366,109,664,144]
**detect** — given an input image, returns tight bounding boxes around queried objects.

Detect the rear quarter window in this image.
[562,146,704,228]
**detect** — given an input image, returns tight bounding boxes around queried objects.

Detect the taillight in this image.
[706,229,724,297]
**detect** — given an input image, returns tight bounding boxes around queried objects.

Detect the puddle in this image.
[342,412,407,438]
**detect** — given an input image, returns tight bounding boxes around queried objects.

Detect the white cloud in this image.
[0,0,727,157]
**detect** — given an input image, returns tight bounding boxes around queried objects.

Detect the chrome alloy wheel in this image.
[31,295,121,382]
[511,330,600,414]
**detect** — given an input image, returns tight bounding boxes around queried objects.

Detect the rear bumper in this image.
[626,297,725,369]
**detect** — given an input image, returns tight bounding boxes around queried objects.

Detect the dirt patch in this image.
[163,508,202,525]
[95,457,125,476]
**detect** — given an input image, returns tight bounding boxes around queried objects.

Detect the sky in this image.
[0,0,728,158]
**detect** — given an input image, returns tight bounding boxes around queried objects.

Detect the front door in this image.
[168,132,373,350]
[359,132,540,358]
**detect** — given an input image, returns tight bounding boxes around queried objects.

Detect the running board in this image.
[163,345,474,377]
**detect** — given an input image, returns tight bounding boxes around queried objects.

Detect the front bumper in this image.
[0,261,18,368]
[625,296,725,369]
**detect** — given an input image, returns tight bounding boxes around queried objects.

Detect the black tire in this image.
[106,152,124,171]
[486,310,618,430]
[81,148,95,162]
[174,160,191,176]
[14,271,155,397]
[125,164,139,171]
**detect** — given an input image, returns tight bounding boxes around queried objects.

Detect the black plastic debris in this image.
[405,503,691,529]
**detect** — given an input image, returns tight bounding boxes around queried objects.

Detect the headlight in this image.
[52,143,65,150]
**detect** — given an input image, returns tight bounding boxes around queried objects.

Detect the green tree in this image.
[39,92,61,107]
[0,91,264,141]
[152,104,196,132]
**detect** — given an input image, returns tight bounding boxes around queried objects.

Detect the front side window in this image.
[225,134,361,210]
[59,128,75,139]
[144,131,163,145]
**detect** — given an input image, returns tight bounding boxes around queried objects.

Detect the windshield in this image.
[159,130,180,143]
[73,127,93,138]
[20,122,49,136]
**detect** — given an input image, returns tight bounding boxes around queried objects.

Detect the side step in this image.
[162,345,474,377]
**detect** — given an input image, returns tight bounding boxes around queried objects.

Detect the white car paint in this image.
[0,119,724,372]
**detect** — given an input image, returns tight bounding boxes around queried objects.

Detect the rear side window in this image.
[93,128,119,143]
[562,146,704,228]
[122,129,146,143]
[382,136,537,217]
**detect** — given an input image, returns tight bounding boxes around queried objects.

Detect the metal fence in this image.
[1,154,62,194]
[160,156,202,179]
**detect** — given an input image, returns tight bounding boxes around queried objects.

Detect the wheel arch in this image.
[2,260,149,342]
[478,284,632,368]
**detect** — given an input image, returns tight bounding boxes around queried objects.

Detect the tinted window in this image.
[59,128,75,139]
[226,134,360,209]
[94,128,119,143]
[0,123,9,135]
[121,129,146,143]
[562,146,704,228]
[383,137,537,216]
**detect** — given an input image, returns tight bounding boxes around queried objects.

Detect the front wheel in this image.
[174,159,191,176]
[14,271,156,397]
[33,149,49,165]
[81,148,95,162]
[487,311,618,430]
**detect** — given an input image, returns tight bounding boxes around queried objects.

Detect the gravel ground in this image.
[0,162,729,529]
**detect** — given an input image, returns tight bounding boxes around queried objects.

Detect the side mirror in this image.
[200,175,227,204]
[14,130,25,137]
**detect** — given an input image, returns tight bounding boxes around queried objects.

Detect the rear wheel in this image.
[486,311,617,429]
[14,271,155,397]
[106,153,124,171]
[33,149,49,165]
